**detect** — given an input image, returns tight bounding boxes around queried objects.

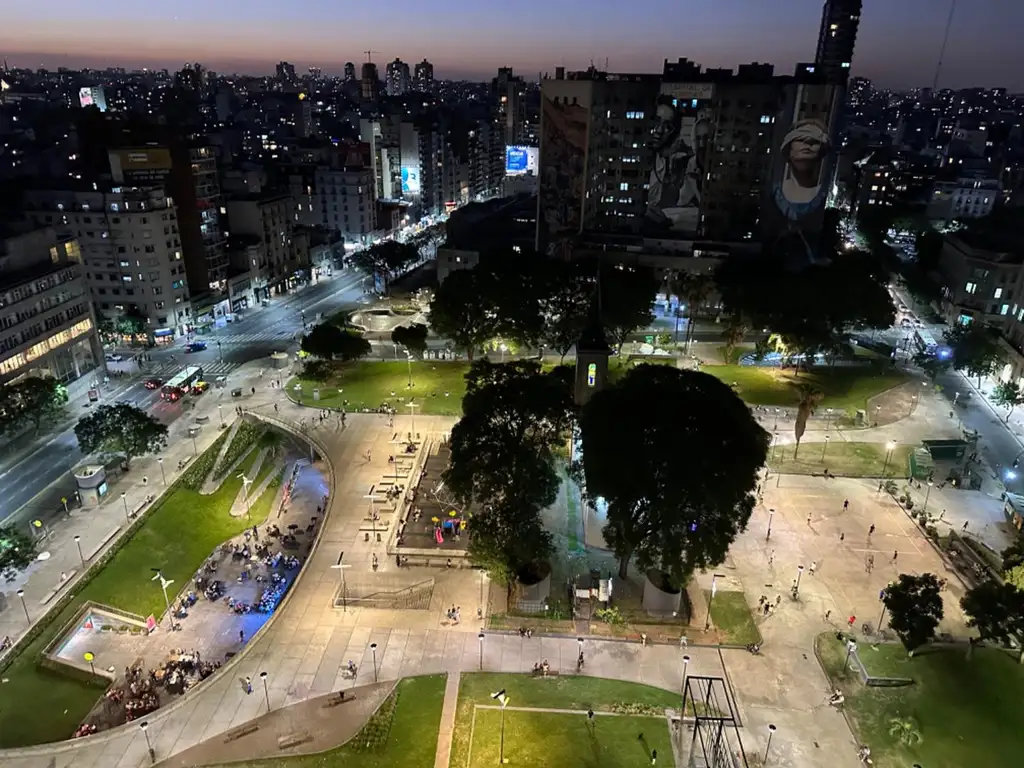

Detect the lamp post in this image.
[150,569,174,628]
[766,508,774,541]
[705,574,723,630]
[681,654,690,694]
[190,431,198,456]
[478,633,485,670]
[260,671,270,712]
[764,723,777,764]
[237,474,253,519]
[794,565,805,597]
[825,407,834,433]
[877,586,889,631]
[157,457,166,486]
[364,486,378,542]
[218,404,224,427]
[923,480,934,514]
[74,535,86,567]
[881,441,897,476]
[821,434,830,462]
[491,689,510,764]
[405,401,419,440]
[331,552,351,611]
[140,721,154,763]
[843,639,858,673]
[405,351,413,389]
[16,588,29,623]
[369,642,378,682]
[121,492,130,524]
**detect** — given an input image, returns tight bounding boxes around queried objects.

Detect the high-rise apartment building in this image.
[344,62,356,82]
[108,145,228,295]
[493,68,528,146]
[361,62,381,102]
[386,59,412,96]
[359,116,403,200]
[400,116,458,219]
[0,223,102,394]
[276,61,298,89]
[24,184,194,340]
[413,60,434,93]
[814,0,862,83]
[226,193,308,300]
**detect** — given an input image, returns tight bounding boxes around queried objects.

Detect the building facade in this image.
[386,59,412,96]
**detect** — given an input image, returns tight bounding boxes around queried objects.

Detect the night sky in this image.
[2,0,1022,90]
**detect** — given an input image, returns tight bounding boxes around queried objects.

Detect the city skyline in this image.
[2,0,1024,90]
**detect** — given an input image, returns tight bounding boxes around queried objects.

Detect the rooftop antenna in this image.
[931,0,956,91]
[364,50,379,63]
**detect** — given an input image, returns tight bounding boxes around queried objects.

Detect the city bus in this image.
[911,328,939,354]
[161,366,204,401]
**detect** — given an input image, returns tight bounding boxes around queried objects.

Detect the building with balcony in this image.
[0,224,102,397]
[226,192,309,299]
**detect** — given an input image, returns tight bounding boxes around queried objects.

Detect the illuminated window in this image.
[587,363,597,387]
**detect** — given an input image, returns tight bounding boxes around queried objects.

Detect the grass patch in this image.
[768,441,914,477]
[209,675,447,768]
[215,420,266,477]
[817,634,1024,768]
[450,673,679,768]
[704,590,761,645]
[0,445,279,747]
[700,364,907,414]
[289,361,470,415]
[468,709,671,768]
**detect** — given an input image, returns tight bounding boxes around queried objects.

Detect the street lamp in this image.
[499,342,508,363]
[766,508,774,541]
[157,457,166,486]
[764,723,777,764]
[259,671,270,712]
[877,585,889,631]
[478,632,485,670]
[825,407,834,433]
[882,441,897,476]
[16,588,29,623]
[794,565,805,597]
[705,573,723,630]
[405,351,413,389]
[190,430,198,456]
[150,569,175,628]
[681,654,690,694]
[923,480,934,514]
[121,492,130,524]
[364,486,378,541]
[369,642,379,683]
[218,404,224,427]
[140,721,154,764]
[74,535,86,568]
[491,689,510,764]
[237,474,253,519]
[331,552,351,611]
[405,401,419,440]
[843,639,858,673]
[821,434,830,462]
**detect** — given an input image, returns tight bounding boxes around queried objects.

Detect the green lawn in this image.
[289,361,470,415]
[768,441,913,477]
[450,673,679,768]
[0,444,281,747]
[817,634,1024,768]
[701,364,907,414]
[468,709,671,768]
[214,675,447,768]
[704,590,761,645]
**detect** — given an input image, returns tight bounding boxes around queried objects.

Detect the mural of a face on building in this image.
[775,118,830,217]
[539,95,588,245]
[646,94,712,235]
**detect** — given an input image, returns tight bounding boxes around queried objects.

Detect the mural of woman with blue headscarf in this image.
[771,118,832,268]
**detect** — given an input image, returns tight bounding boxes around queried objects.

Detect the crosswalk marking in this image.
[146,360,239,377]
[210,330,300,345]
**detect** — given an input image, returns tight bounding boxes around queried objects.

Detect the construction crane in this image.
[364,50,379,63]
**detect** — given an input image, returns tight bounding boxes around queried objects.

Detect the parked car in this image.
[185,341,207,353]
[144,378,163,390]
[105,353,124,362]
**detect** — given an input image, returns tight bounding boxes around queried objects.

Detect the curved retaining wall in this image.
[0,411,337,762]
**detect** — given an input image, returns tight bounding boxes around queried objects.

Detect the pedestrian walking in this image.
[824,609,831,622]
[274,403,279,413]
[763,602,770,616]
[244,676,253,694]
[868,524,875,537]
[758,595,766,609]
[775,595,781,608]
[866,554,874,573]
[806,512,812,526]
[839,532,845,542]
[239,629,245,643]
[679,635,688,649]
[892,549,898,564]
[768,550,775,566]
[252,525,258,540]
[962,520,969,532]
[843,498,849,511]
[809,561,817,575]
[847,615,856,629]
[651,749,658,765]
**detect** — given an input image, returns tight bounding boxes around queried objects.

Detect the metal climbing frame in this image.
[680,675,749,768]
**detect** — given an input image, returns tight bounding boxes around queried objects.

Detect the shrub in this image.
[595,606,627,626]
[180,431,228,490]
[349,688,399,751]
[214,421,266,478]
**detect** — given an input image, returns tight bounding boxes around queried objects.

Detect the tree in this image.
[350,240,420,295]
[913,350,952,381]
[716,249,895,360]
[993,380,1024,422]
[391,323,429,357]
[722,316,749,364]
[882,573,944,655]
[961,580,1024,662]
[1001,539,1024,571]
[671,272,713,347]
[887,717,923,747]
[301,324,371,361]
[0,376,69,436]
[1003,564,1024,592]
[578,364,769,582]
[444,360,571,584]
[539,261,592,361]
[600,266,658,352]
[74,403,168,467]
[944,322,1005,387]
[428,269,498,361]
[0,523,38,582]
[792,385,822,460]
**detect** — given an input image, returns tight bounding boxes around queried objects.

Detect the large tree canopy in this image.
[428,268,499,360]
[716,249,895,358]
[74,403,168,466]
[961,580,1024,661]
[0,376,68,436]
[578,364,770,583]
[350,240,420,294]
[600,265,659,351]
[391,323,429,357]
[0,523,39,582]
[883,573,944,654]
[943,321,1005,387]
[301,323,371,361]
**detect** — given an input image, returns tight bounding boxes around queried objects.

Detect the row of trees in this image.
[428,251,659,361]
[445,361,770,589]
[349,240,422,296]
[0,376,69,438]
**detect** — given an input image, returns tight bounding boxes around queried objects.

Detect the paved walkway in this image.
[433,671,460,768]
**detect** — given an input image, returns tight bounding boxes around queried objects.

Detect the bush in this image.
[595,606,626,626]
[180,430,228,490]
[349,688,399,751]
[214,421,265,478]
[301,359,335,382]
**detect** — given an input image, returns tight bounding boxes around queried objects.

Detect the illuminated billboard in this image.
[505,145,539,176]
[79,86,108,112]
[644,83,716,237]
[761,82,843,269]
[400,165,420,195]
